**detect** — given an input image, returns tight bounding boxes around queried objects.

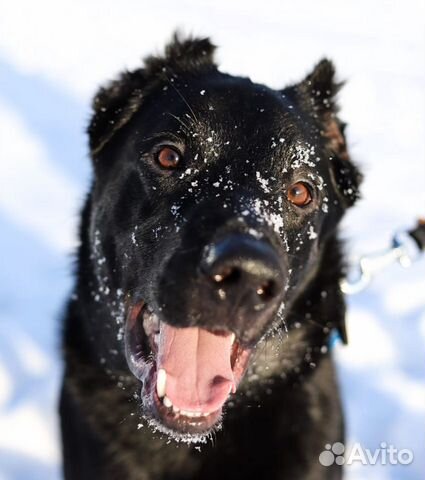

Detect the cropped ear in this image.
[285,59,362,207]
[88,33,217,158]
[298,59,340,116]
[296,59,348,159]
[143,33,217,78]
[88,69,147,157]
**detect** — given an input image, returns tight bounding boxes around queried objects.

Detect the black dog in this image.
[60,34,361,480]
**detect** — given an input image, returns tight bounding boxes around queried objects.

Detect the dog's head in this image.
[85,35,361,439]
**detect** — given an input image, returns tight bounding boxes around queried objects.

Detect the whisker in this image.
[164,112,192,134]
[165,74,199,125]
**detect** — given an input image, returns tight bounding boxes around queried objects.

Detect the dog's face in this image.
[86,36,360,440]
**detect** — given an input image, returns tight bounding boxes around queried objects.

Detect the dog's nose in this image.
[201,234,284,308]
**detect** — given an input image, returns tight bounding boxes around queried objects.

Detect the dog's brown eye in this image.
[287,182,312,207]
[156,147,181,169]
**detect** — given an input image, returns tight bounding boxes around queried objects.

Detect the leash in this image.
[340,218,425,295]
[329,219,425,348]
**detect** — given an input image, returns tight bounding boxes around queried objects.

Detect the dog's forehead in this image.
[135,75,314,169]
[141,75,299,141]
[170,76,291,130]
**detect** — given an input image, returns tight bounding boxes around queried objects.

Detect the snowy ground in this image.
[0,1,424,479]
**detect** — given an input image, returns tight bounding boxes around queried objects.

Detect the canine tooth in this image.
[142,310,160,336]
[163,396,172,408]
[152,313,160,331]
[156,369,167,398]
[230,333,236,345]
[142,314,154,335]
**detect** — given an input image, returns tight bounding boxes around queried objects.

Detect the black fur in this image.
[60,34,361,479]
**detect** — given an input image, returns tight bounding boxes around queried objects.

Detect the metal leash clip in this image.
[340,219,425,295]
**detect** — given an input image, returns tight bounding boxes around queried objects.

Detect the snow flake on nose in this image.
[307,225,318,240]
[131,226,140,246]
[179,168,193,179]
[240,196,285,239]
[256,171,271,193]
[170,204,181,216]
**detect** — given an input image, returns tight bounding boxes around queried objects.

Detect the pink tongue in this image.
[158,324,235,412]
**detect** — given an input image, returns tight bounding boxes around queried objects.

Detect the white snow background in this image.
[0,1,424,479]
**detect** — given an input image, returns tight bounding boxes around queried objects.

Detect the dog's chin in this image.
[124,302,252,438]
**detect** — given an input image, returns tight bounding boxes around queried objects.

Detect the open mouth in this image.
[124,302,252,437]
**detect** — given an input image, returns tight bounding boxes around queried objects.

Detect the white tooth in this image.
[163,396,172,408]
[172,405,180,414]
[178,409,212,417]
[181,410,201,418]
[230,333,236,345]
[152,313,160,331]
[156,369,167,398]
